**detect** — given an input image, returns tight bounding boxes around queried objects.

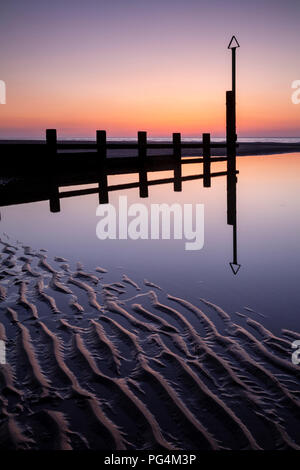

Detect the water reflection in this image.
[0,151,240,274]
[227,156,240,274]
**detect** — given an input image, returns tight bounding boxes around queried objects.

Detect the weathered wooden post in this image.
[96,130,107,162]
[173,132,181,160]
[46,129,57,163]
[227,92,237,236]
[96,130,108,204]
[203,133,210,157]
[202,133,211,187]
[173,132,182,192]
[226,89,238,203]
[46,129,60,213]
[226,91,234,146]
[226,90,237,170]
[138,131,148,198]
[138,131,147,160]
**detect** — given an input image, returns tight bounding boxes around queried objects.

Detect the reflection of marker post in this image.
[230,222,241,275]
[227,157,241,275]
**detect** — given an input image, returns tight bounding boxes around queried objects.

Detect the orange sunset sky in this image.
[0,0,299,139]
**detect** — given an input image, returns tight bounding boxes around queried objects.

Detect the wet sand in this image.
[0,234,299,450]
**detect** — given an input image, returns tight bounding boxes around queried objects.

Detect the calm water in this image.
[1,153,300,335]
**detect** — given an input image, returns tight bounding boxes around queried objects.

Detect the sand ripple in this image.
[0,237,299,450]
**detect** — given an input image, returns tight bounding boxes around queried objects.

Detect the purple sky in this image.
[0,0,299,138]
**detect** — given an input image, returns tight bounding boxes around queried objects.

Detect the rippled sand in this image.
[0,235,299,450]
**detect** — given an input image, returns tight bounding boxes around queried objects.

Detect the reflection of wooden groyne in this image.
[0,152,240,274]
[0,156,238,207]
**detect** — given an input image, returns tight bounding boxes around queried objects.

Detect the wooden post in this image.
[173,133,182,192]
[96,130,107,162]
[96,130,108,204]
[173,133,181,160]
[203,133,211,187]
[138,131,147,160]
[46,129,60,212]
[46,129,57,164]
[226,91,237,179]
[138,131,148,198]
[226,91,236,149]
[203,133,210,159]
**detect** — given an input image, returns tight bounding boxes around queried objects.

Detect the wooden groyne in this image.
[0,91,237,177]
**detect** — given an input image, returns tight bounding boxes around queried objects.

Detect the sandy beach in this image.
[1,0,300,456]
[0,234,299,450]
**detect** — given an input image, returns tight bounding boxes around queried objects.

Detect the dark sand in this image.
[0,234,299,450]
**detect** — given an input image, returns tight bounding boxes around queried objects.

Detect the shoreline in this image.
[0,141,300,157]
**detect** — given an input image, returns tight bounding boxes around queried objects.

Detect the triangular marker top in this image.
[228,35,240,49]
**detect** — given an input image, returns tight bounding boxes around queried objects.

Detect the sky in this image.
[0,0,299,139]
